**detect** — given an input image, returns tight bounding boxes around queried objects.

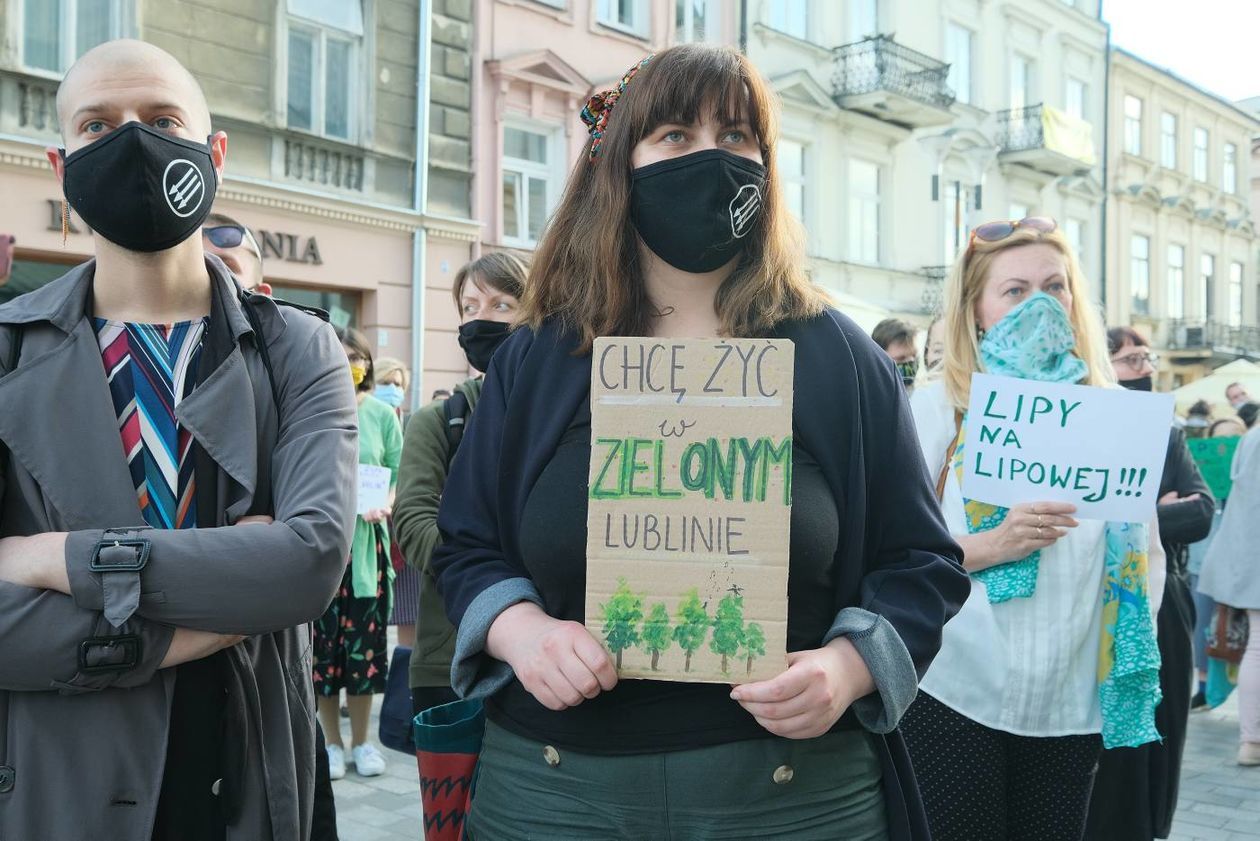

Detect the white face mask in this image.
[1231,398,1249,410]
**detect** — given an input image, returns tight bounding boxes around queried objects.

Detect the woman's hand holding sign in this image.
[958,502,1079,572]
[730,637,875,739]
[488,601,618,710]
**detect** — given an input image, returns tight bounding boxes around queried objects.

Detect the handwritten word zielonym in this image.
[591,436,793,505]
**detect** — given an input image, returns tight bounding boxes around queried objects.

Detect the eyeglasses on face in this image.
[1112,351,1158,370]
[203,224,246,249]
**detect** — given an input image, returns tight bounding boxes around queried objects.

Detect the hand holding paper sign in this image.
[956,501,1079,572]
[961,373,1174,522]
[486,601,617,711]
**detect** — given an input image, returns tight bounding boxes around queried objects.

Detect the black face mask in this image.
[896,359,919,388]
[1120,375,1153,392]
[458,320,511,372]
[61,122,218,253]
[631,149,767,273]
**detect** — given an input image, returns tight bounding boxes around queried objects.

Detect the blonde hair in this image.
[941,226,1114,411]
[375,357,410,392]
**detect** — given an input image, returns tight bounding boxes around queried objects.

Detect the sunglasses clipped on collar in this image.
[966,216,1057,256]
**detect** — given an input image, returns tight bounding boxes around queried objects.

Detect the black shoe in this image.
[1190,690,1209,711]
[340,704,350,718]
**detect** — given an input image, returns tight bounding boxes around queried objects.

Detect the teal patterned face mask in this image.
[979,291,1087,384]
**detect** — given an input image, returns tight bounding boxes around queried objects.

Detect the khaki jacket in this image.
[0,257,357,840]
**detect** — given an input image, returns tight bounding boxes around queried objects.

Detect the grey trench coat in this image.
[0,257,357,840]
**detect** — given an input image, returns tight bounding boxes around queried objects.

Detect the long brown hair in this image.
[519,44,825,352]
[941,225,1114,411]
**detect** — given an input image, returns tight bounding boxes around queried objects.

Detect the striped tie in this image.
[95,319,206,530]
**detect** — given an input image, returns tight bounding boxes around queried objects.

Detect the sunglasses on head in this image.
[967,216,1057,254]
[203,224,248,250]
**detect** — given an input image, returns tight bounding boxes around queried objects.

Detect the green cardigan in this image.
[350,394,403,599]
[393,377,483,688]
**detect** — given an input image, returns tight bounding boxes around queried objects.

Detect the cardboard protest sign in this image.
[585,337,794,684]
[357,464,392,514]
[1187,436,1240,502]
[961,373,1174,522]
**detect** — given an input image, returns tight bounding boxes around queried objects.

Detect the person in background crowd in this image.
[923,316,945,373]
[313,327,403,781]
[1185,400,1213,438]
[1187,416,1247,711]
[0,40,357,841]
[430,44,969,841]
[202,211,270,295]
[394,251,527,722]
[1085,326,1214,841]
[372,357,416,665]
[1197,403,1260,765]
[1226,382,1252,411]
[903,216,1165,841]
[872,317,920,389]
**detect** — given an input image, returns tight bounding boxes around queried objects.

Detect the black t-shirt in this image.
[489,400,847,754]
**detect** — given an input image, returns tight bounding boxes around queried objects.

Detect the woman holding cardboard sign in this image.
[903,218,1165,841]
[429,45,969,841]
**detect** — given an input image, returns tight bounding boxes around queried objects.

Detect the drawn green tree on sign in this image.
[672,589,709,672]
[640,602,673,671]
[741,622,766,676]
[709,594,746,673]
[600,578,643,670]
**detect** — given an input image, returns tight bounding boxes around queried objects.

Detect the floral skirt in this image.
[313,528,390,696]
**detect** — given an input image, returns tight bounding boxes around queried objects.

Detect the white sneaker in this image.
[1240,742,1260,767]
[352,742,386,777]
[326,744,346,780]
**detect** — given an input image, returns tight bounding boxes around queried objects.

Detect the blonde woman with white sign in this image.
[902,217,1165,841]
[428,44,970,841]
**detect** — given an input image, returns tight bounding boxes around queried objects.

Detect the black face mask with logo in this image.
[630,149,767,274]
[60,122,218,253]
[458,320,512,373]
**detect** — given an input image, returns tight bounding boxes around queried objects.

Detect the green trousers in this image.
[466,719,889,841]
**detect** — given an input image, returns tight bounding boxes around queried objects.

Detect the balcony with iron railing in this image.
[995,103,1097,178]
[832,36,956,129]
[1165,319,1260,359]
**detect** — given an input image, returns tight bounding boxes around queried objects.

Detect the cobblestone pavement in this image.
[334,662,1258,841]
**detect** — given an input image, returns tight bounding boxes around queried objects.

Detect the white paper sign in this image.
[961,373,1175,522]
[357,464,391,515]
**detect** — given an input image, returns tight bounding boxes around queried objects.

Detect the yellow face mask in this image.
[350,363,367,387]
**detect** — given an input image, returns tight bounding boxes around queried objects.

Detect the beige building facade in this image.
[1106,48,1259,387]
[0,0,480,405]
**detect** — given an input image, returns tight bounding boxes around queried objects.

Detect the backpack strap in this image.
[237,291,331,425]
[443,390,470,468]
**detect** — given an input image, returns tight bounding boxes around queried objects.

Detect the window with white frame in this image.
[502,125,557,247]
[598,0,649,37]
[1223,143,1238,194]
[1130,235,1150,315]
[1201,253,1215,318]
[945,24,973,106]
[778,139,807,224]
[1160,112,1177,169]
[1193,127,1209,182]
[848,159,881,265]
[286,0,364,141]
[1123,95,1143,156]
[1230,262,1244,328]
[849,0,878,39]
[1010,55,1032,112]
[1065,217,1085,259]
[1065,77,1086,120]
[768,0,808,40]
[1167,244,1185,319]
[22,0,131,74]
[675,0,719,43]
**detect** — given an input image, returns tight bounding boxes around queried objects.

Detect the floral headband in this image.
[580,54,654,161]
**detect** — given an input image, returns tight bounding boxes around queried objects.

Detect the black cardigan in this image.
[431,308,970,841]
